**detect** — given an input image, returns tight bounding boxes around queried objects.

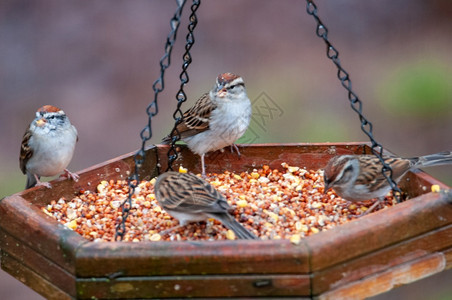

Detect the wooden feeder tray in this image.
[1,143,451,299]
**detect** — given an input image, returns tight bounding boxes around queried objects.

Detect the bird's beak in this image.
[36,118,47,127]
[216,88,227,98]
[323,183,329,194]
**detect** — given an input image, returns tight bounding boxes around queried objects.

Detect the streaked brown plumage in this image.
[162,73,251,176]
[154,171,258,239]
[324,152,452,203]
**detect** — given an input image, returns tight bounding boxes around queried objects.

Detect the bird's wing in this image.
[162,93,216,142]
[355,156,411,190]
[155,172,231,214]
[19,129,33,174]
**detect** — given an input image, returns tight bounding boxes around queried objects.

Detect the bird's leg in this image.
[34,174,52,189]
[361,198,383,216]
[201,153,206,178]
[60,169,80,182]
[230,144,242,158]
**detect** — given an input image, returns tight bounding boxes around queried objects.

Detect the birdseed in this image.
[41,163,398,242]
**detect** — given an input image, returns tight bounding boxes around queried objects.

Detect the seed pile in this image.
[42,163,397,242]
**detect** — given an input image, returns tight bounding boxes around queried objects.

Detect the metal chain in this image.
[115,0,188,241]
[305,0,402,202]
[166,0,201,171]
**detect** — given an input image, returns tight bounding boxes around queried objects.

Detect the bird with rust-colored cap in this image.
[163,73,251,177]
[20,105,78,189]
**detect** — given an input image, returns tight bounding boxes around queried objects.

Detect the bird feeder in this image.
[1,1,451,299]
[1,143,452,299]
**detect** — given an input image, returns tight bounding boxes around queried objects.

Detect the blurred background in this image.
[0,0,451,299]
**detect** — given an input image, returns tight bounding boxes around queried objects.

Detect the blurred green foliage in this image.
[0,170,24,199]
[378,60,452,117]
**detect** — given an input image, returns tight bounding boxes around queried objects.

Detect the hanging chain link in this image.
[166,0,201,171]
[115,0,188,241]
[305,0,402,202]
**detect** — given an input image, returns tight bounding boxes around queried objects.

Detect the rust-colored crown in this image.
[217,73,240,86]
[37,105,62,113]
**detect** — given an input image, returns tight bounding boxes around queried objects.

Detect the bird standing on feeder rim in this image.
[323,152,452,214]
[154,171,258,240]
[20,105,79,189]
[162,73,251,177]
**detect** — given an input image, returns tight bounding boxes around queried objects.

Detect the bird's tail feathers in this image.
[415,151,452,168]
[214,213,258,240]
[26,173,37,189]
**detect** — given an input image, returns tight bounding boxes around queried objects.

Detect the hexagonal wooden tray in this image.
[1,143,451,299]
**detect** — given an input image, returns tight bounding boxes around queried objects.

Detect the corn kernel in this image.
[146,194,155,200]
[250,172,260,179]
[233,174,242,180]
[268,211,279,222]
[431,185,441,193]
[311,227,320,234]
[178,166,188,173]
[149,177,157,185]
[312,202,322,209]
[65,220,77,230]
[348,204,357,210]
[226,230,236,240]
[263,222,274,228]
[238,195,246,200]
[290,234,301,245]
[150,233,161,241]
[42,208,53,217]
[237,199,248,208]
[288,166,300,173]
[210,180,221,187]
[97,180,109,193]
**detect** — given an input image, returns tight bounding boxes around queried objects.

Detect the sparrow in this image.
[154,171,258,239]
[162,73,251,176]
[20,105,79,189]
[323,151,452,213]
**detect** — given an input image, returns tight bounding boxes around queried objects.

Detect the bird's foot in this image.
[60,169,80,182]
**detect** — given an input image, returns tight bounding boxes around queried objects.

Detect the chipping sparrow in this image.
[323,152,452,212]
[154,171,258,239]
[162,73,251,177]
[20,105,79,189]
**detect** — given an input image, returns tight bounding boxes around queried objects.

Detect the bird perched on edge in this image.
[154,171,258,240]
[20,105,79,189]
[323,151,452,213]
[162,73,252,177]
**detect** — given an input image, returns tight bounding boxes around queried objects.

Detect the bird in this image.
[154,171,258,240]
[323,151,452,213]
[20,105,79,189]
[162,73,251,177]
